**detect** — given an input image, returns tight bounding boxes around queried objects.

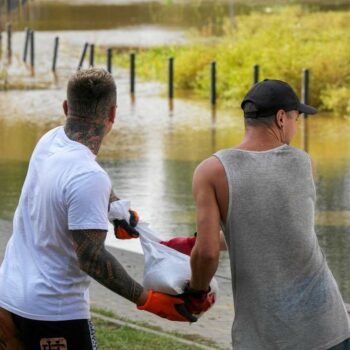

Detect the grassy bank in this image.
[92,308,224,350]
[106,6,350,116]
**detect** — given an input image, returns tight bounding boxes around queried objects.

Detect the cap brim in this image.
[299,103,317,115]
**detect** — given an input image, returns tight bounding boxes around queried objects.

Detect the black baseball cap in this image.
[241,79,317,118]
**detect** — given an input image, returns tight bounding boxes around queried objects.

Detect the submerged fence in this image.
[0,23,312,120]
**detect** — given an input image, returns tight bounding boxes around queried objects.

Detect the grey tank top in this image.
[215,145,350,350]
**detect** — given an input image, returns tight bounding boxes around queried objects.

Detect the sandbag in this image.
[109,200,218,311]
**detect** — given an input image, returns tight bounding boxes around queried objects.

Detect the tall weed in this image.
[111,6,350,115]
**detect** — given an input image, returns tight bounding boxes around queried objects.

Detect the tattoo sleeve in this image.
[70,229,143,304]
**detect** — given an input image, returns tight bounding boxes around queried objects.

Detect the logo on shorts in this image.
[40,337,68,350]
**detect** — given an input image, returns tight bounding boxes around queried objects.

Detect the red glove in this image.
[137,290,197,322]
[160,236,196,256]
[180,283,216,315]
[113,209,139,239]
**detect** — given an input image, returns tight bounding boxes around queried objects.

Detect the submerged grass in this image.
[103,6,350,116]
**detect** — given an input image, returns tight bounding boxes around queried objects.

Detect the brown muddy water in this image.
[0,0,350,303]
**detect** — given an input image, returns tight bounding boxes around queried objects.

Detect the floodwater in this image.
[3,0,350,33]
[0,0,350,303]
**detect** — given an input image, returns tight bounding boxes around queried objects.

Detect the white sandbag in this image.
[109,200,218,306]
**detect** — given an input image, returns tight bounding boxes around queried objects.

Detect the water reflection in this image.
[3,0,350,33]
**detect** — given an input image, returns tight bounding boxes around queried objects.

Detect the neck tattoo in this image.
[64,116,106,155]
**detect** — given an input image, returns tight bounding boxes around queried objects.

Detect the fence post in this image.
[168,57,174,100]
[23,27,30,63]
[77,42,88,70]
[302,68,310,152]
[6,0,11,15]
[302,69,309,111]
[130,52,135,96]
[30,29,34,75]
[253,64,259,84]
[6,23,11,64]
[106,48,112,73]
[52,36,59,73]
[211,61,216,106]
[89,44,94,67]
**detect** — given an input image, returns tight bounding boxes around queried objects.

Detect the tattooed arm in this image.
[70,229,147,305]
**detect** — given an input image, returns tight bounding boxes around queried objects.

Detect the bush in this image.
[108,6,350,114]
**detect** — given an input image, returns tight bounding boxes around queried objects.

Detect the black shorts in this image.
[11,312,98,350]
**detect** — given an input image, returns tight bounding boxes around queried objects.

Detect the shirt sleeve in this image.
[66,171,111,230]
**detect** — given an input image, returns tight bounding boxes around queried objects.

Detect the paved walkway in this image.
[1,218,350,349]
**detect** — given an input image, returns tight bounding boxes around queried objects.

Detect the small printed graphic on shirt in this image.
[40,337,68,350]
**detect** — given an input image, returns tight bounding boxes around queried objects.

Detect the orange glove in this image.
[160,236,196,256]
[113,209,139,239]
[137,290,197,323]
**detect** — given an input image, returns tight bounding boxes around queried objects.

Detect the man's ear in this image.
[63,100,68,117]
[275,109,285,128]
[109,105,116,124]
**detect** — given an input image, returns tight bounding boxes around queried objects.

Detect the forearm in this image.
[190,245,219,291]
[72,230,144,304]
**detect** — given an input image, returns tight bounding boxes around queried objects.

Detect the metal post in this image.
[52,36,59,73]
[23,27,30,63]
[168,57,174,100]
[106,48,112,73]
[6,0,11,15]
[130,52,135,96]
[6,23,11,65]
[253,64,259,84]
[30,29,34,75]
[302,68,310,152]
[89,44,94,67]
[302,69,309,111]
[211,61,216,106]
[77,42,88,70]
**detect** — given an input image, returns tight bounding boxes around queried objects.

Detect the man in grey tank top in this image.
[189,79,350,349]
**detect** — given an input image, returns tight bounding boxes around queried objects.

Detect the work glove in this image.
[160,236,196,256]
[108,200,140,239]
[181,282,216,315]
[137,290,198,322]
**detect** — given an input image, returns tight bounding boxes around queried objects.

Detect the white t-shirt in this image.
[0,126,111,321]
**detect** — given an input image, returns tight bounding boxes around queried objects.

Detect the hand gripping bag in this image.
[110,200,218,315]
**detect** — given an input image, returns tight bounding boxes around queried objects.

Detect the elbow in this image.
[192,246,220,265]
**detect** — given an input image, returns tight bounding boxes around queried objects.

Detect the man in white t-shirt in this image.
[0,68,206,349]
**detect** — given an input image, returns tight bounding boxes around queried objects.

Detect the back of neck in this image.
[64,117,105,155]
[237,127,285,151]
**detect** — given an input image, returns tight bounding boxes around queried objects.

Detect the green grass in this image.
[93,317,208,350]
[100,6,350,116]
[91,307,225,350]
